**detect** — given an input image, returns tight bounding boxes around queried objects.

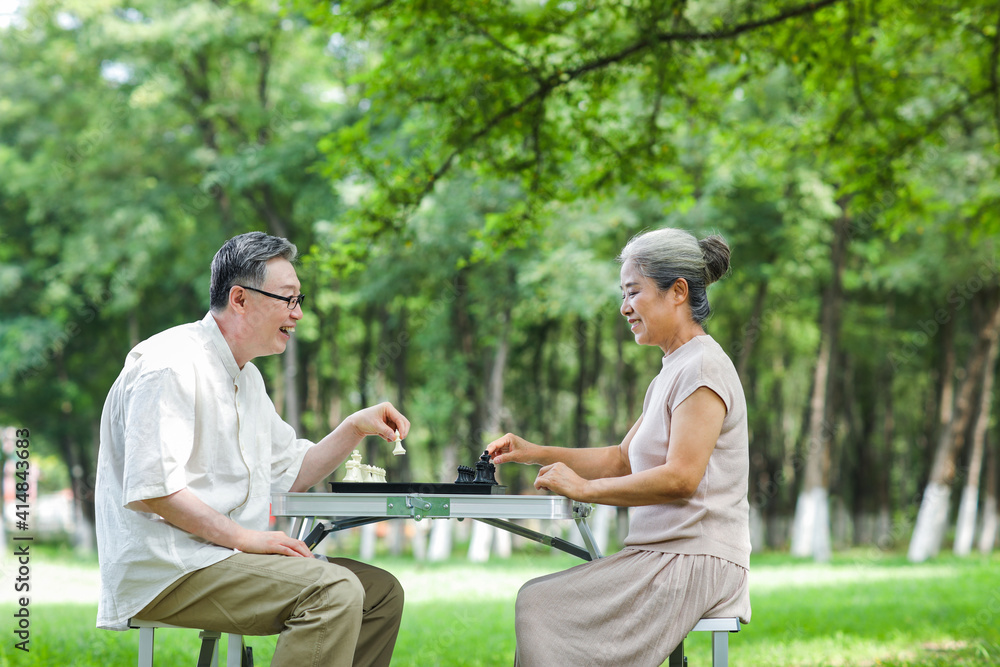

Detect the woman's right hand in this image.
[486,433,541,465]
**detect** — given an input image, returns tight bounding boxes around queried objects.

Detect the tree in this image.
[954,308,999,555]
[790,211,850,561]
[0,0,349,538]
[292,0,1000,249]
[908,290,1000,561]
[290,1,1000,561]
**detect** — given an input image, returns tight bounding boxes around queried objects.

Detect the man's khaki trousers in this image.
[135,553,403,667]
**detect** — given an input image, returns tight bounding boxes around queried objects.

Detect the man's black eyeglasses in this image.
[238,285,305,310]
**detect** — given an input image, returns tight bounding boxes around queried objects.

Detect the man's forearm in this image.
[143,488,249,550]
[142,488,313,557]
[289,402,409,492]
[290,418,364,492]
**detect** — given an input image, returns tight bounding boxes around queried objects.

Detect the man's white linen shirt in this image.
[95,312,313,631]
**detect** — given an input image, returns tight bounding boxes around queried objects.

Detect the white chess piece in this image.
[344,450,363,482]
[392,429,406,456]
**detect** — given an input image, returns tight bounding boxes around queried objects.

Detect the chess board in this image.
[327,482,507,495]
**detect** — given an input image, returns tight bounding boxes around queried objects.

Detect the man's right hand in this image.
[237,528,312,558]
[144,489,313,557]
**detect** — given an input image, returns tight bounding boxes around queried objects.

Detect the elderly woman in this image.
[487,228,751,666]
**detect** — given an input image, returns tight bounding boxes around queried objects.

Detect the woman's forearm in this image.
[536,444,630,480]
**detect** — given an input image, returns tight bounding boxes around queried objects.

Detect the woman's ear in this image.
[672,277,690,304]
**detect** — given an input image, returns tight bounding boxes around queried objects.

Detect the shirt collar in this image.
[201,311,242,381]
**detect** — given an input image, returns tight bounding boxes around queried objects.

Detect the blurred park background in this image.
[1,0,999,664]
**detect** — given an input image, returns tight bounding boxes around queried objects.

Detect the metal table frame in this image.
[271,492,604,561]
[272,492,739,666]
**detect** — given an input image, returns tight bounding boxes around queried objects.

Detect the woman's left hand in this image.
[534,462,590,500]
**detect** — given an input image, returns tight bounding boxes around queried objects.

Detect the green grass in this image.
[1,547,998,666]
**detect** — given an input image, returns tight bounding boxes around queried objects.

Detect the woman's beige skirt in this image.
[513,547,750,666]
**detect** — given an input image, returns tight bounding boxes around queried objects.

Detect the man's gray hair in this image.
[210,232,297,312]
[617,228,731,325]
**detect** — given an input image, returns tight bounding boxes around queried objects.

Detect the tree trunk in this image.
[359,522,377,561]
[358,305,375,408]
[736,280,769,381]
[876,351,895,548]
[392,306,409,413]
[954,318,999,555]
[468,298,513,562]
[763,353,793,549]
[574,316,591,448]
[494,525,512,558]
[909,294,1000,562]
[606,321,628,548]
[411,517,430,561]
[937,303,958,434]
[452,268,481,457]
[390,306,412,483]
[0,427,13,550]
[306,358,320,429]
[484,305,510,440]
[54,354,98,550]
[428,518,454,562]
[528,321,553,443]
[791,212,849,561]
[283,334,300,432]
[978,435,998,553]
[607,315,625,445]
[467,520,494,562]
[129,310,140,349]
[591,504,615,555]
[387,521,407,557]
[848,360,877,547]
[327,303,343,430]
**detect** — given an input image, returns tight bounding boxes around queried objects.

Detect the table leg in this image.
[477,518,595,561]
[290,517,313,541]
[575,517,603,559]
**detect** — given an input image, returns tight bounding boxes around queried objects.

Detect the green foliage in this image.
[292,0,1000,252]
[0,0,346,491]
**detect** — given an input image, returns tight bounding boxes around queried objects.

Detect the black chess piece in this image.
[472,450,498,485]
[454,465,475,484]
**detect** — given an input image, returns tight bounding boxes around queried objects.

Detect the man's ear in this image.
[229,285,248,314]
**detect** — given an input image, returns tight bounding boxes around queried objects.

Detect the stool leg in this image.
[197,630,221,667]
[711,630,729,667]
[226,633,248,667]
[668,638,685,667]
[137,626,155,667]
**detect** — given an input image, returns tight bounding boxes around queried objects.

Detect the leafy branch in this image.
[356,0,849,224]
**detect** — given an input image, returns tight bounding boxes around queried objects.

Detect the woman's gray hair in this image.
[617,228,731,324]
[210,232,297,312]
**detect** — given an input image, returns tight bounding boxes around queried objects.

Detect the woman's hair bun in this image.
[698,235,731,285]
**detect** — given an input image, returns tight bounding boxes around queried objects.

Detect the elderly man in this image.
[96,232,408,666]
